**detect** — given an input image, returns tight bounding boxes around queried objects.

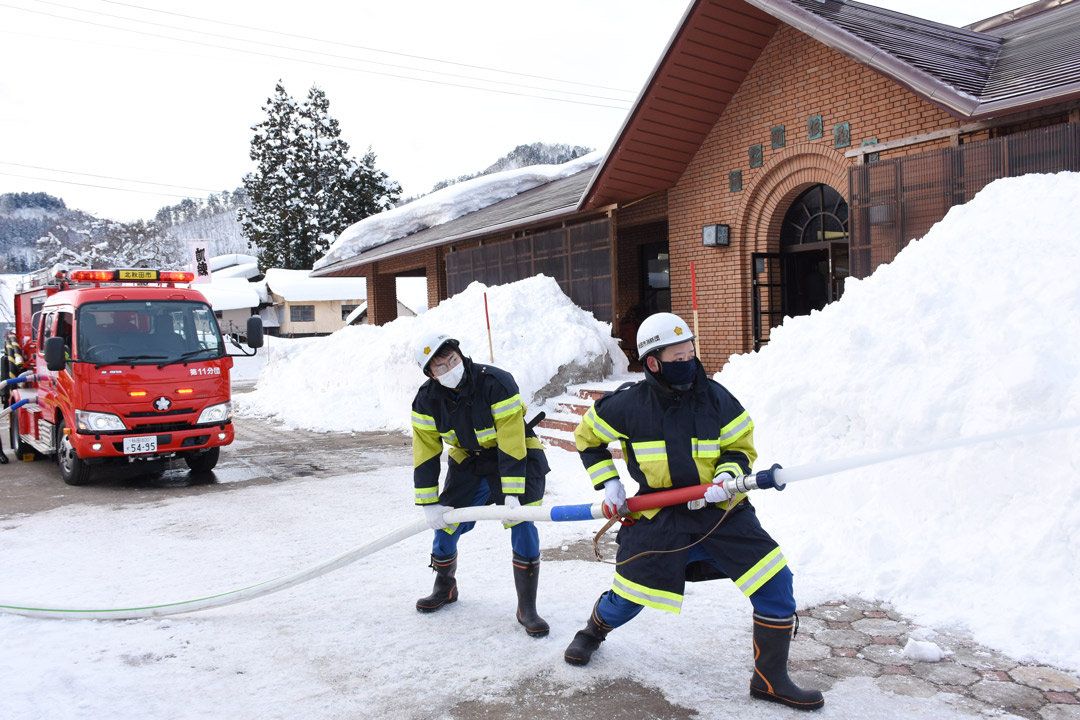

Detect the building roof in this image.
[580,0,1080,210]
[311,168,598,277]
[264,268,366,302]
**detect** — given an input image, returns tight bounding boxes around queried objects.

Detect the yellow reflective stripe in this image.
[720,411,753,443]
[440,523,460,535]
[411,411,436,430]
[692,437,722,458]
[475,426,496,443]
[501,477,525,493]
[415,486,439,504]
[587,459,619,487]
[490,394,523,420]
[612,572,683,614]
[440,429,458,444]
[631,440,667,461]
[583,406,625,443]
[736,547,788,597]
[714,462,742,478]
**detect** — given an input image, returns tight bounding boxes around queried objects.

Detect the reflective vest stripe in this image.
[720,411,753,442]
[411,412,436,430]
[631,440,667,459]
[714,461,743,478]
[415,486,439,504]
[587,459,619,487]
[501,476,525,492]
[736,547,788,597]
[584,406,625,443]
[490,394,523,419]
[612,572,683,614]
[475,426,496,443]
[692,438,722,457]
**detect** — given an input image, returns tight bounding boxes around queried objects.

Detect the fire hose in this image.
[1,416,1077,620]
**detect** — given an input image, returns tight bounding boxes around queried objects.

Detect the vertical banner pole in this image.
[690,262,702,362]
[484,292,495,362]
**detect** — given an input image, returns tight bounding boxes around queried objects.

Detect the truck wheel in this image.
[184,446,220,474]
[57,419,92,486]
[9,404,35,459]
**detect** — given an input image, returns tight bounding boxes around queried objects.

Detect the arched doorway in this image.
[778,183,849,316]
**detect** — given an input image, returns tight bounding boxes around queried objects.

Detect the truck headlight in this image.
[75,410,126,433]
[197,402,232,425]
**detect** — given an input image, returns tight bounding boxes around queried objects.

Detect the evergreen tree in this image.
[239,81,399,271]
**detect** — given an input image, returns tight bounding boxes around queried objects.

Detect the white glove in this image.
[503,495,521,508]
[603,479,626,516]
[423,503,450,530]
[704,472,733,503]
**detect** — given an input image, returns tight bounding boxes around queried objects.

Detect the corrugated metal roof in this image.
[312,169,597,277]
[790,0,1000,97]
[981,2,1080,103]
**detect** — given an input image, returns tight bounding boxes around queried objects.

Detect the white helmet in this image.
[413,331,459,374]
[636,312,695,358]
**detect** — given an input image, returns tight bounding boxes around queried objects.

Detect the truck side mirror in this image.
[246,315,264,349]
[44,336,67,371]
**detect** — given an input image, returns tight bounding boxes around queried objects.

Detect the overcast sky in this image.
[0,0,1026,223]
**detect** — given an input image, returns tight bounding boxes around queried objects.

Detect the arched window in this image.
[780,184,848,247]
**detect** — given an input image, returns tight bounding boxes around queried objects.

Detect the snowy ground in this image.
[2,172,1079,718]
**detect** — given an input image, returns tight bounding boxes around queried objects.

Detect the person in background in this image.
[563,312,824,711]
[409,331,551,636]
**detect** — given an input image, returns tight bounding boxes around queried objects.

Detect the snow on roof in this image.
[212,262,260,280]
[313,151,604,270]
[344,302,367,325]
[208,253,258,272]
[196,277,261,311]
[264,268,366,302]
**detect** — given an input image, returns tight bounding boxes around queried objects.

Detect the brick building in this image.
[314,0,1080,372]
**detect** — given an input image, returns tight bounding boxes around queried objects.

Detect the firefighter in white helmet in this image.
[563,312,824,711]
[408,330,551,636]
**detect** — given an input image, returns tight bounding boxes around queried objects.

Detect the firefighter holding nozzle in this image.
[564,312,824,711]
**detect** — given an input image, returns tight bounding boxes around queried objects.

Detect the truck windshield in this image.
[76,301,225,366]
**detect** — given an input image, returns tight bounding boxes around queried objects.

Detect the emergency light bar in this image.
[68,269,195,284]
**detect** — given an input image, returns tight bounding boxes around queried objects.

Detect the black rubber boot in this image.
[750,613,825,711]
[415,552,458,613]
[512,553,549,637]
[563,595,613,666]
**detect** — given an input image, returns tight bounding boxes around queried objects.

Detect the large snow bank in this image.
[717,172,1080,670]
[314,152,603,270]
[263,268,365,302]
[238,274,627,432]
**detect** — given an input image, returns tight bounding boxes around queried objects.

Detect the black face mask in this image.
[659,358,696,390]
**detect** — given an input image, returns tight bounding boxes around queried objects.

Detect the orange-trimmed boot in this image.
[750,613,824,711]
[416,552,458,613]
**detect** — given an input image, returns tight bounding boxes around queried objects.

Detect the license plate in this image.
[123,436,158,454]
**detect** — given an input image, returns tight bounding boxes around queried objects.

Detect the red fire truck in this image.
[2,266,262,485]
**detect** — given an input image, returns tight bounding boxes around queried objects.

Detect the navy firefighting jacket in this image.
[574,361,757,518]
[411,357,544,505]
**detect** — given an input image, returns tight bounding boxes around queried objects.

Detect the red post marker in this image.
[484,292,494,362]
[690,262,702,361]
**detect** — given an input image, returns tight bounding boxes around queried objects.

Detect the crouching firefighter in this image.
[563,312,824,711]
[409,331,551,637]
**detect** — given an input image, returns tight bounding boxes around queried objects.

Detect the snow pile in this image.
[263,268,365,302]
[314,151,603,270]
[239,274,626,432]
[903,638,946,663]
[717,172,1080,669]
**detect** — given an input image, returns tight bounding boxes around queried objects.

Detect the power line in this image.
[99,0,637,95]
[0,171,202,199]
[3,2,634,109]
[0,161,220,192]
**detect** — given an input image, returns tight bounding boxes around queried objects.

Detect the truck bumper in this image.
[71,423,233,461]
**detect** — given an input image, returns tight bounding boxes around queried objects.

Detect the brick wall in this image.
[668,23,962,371]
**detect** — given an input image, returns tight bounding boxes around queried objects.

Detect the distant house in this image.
[344,300,416,326]
[263,268,366,337]
[197,277,263,337]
